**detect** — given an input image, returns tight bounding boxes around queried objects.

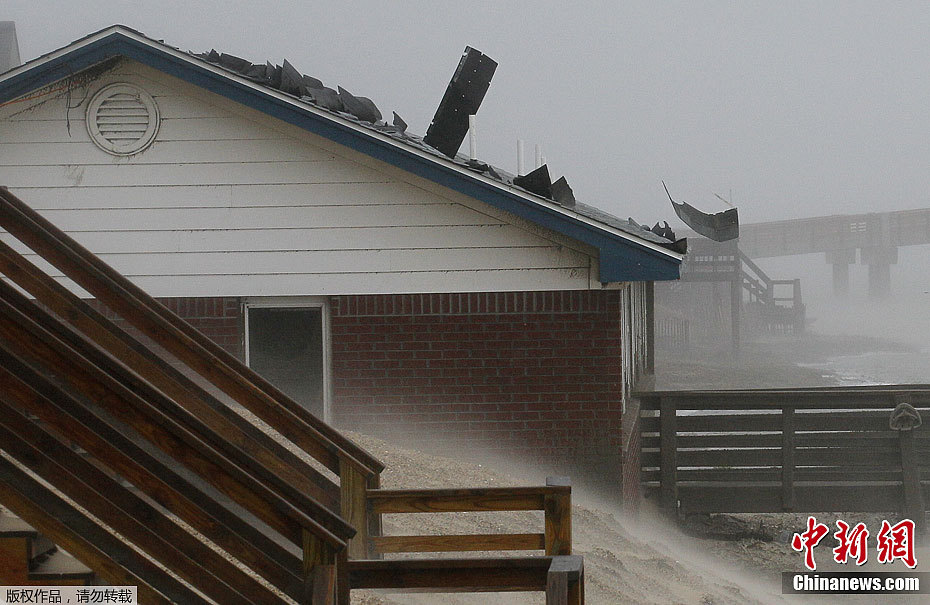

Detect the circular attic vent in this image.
[86,83,160,156]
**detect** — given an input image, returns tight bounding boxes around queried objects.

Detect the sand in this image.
[348,332,927,604]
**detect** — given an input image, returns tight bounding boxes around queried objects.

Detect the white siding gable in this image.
[0,59,599,297]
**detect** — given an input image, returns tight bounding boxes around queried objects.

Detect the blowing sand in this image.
[347,334,927,604]
[347,431,789,605]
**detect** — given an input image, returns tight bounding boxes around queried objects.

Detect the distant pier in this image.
[736,207,930,298]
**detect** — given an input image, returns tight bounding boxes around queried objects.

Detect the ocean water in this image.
[799,347,930,386]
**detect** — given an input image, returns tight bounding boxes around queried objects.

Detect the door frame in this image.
[243,296,333,423]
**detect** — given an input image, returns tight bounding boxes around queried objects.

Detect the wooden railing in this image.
[0,187,584,603]
[366,477,572,556]
[638,388,930,525]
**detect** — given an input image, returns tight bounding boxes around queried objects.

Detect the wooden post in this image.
[365,471,383,559]
[730,275,741,354]
[544,477,572,556]
[659,397,678,518]
[546,556,584,605]
[898,430,926,536]
[645,281,655,375]
[890,396,925,538]
[340,459,369,559]
[782,407,796,511]
[302,530,337,605]
[335,549,350,605]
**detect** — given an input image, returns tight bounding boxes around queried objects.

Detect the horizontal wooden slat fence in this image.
[639,388,930,522]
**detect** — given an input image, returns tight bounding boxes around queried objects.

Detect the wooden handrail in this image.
[367,484,571,513]
[0,188,586,602]
[0,238,342,510]
[738,250,773,288]
[637,390,930,409]
[0,187,383,478]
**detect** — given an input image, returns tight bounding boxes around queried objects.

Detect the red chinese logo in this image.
[833,520,869,566]
[792,516,830,570]
[876,519,917,568]
[792,517,918,571]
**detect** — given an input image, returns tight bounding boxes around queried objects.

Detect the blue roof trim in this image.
[0,31,681,282]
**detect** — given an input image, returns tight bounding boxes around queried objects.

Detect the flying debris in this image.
[424,46,498,158]
[663,181,739,242]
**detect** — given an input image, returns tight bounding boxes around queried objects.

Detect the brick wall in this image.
[330,291,625,476]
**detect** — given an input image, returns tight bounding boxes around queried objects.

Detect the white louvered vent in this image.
[86,83,160,156]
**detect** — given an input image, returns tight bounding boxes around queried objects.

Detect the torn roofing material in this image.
[663,182,738,242]
[0,25,685,282]
[186,40,682,257]
[423,46,497,159]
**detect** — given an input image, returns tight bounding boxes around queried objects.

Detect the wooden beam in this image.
[340,459,368,559]
[898,430,926,533]
[546,556,584,605]
[347,557,552,592]
[367,486,567,514]
[782,407,795,511]
[372,533,545,554]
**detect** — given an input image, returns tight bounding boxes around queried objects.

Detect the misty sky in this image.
[7,0,930,227]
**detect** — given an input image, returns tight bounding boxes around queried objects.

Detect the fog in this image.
[6,2,928,343]
[6,1,930,224]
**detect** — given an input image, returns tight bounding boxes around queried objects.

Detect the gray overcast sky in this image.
[5,1,930,226]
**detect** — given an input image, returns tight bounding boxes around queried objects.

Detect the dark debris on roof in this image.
[191,47,683,253]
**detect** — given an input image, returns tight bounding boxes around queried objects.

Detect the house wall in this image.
[329,289,625,475]
[85,288,632,479]
[0,59,599,298]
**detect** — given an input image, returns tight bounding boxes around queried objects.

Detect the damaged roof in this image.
[0,25,684,282]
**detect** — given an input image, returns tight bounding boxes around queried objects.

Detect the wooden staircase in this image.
[0,186,584,604]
